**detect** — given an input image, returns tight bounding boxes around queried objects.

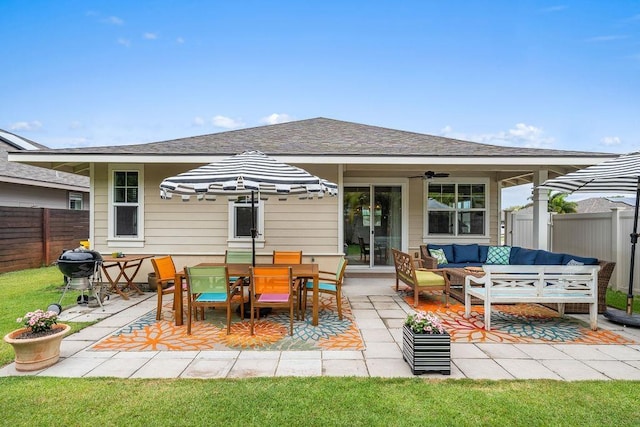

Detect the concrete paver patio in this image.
[2,276,640,380]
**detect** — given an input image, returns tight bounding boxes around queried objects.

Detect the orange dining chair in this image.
[184,265,244,335]
[150,256,186,321]
[249,266,295,336]
[273,250,303,319]
[303,257,348,320]
[272,250,303,265]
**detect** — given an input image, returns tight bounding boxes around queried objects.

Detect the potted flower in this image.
[402,310,450,375]
[3,309,71,371]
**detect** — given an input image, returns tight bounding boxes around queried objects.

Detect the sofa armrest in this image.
[419,245,439,269]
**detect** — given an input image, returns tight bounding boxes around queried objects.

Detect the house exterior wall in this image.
[92,163,342,277]
[0,181,88,210]
[91,161,503,281]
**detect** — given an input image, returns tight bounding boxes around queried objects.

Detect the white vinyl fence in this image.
[505,207,637,293]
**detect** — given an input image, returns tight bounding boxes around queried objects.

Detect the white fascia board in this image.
[0,175,89,192]
[8,152,618,167]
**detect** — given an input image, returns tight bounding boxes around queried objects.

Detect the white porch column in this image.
[532,170,549,250]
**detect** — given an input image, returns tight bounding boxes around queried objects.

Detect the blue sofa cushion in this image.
[510,247,539,265]
[427,244,454,264]
[486,246,511,264]
[452,244,480,263]
[535,250,566,265]
[562,254,599,265]
[479,245,489,263]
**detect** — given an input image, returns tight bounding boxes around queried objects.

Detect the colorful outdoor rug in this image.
[92,294,364,352]
[400,288,636,345]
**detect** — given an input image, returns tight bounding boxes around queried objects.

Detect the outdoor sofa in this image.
[420,243,615,314]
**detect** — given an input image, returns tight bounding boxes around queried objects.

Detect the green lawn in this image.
[2,267,640,426]
[0,377,639,426]
[0,266,94,366]
[606,288,640,313]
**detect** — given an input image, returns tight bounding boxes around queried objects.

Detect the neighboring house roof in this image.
[573,197,635,213]
[516,197,635,214]
[0,129,89,191]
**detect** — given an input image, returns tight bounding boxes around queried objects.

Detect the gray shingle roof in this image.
[0,131,89,188]
[26,117,613,158]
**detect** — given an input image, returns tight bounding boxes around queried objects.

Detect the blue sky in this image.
[1,1,639,207]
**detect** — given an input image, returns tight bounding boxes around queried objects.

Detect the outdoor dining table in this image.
[174,263,320,327]
[101,254,151,300]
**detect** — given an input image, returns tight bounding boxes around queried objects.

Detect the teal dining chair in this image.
[302,258,348,320]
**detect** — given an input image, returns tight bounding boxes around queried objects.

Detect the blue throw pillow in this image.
[486,246,511,265]
[427,244,454,264]
[510,247,538,265]
[535,250,566,265]
[452,244,480,263]
[479,245,489,263]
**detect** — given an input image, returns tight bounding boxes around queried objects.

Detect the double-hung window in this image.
[108,165,144,245]
[427,182,487,236]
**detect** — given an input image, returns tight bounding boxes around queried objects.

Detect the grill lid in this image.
[57,248,102,278]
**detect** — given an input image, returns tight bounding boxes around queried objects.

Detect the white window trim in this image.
[227,198,265,249]
[107,164,145,248]
[424,178,490,239]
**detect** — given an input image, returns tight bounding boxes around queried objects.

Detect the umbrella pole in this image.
[626,177,640,315]
[251,190,256,267]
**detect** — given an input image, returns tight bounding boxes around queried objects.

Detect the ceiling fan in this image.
[409,171,450,179]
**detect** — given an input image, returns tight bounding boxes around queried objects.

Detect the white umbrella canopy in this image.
[539,151,640,323]
[160,150,337,199]
[159,150,338,265]
[539,151,640,194]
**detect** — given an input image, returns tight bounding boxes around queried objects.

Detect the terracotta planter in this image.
[402,324,451,375]
[3,324,71,371]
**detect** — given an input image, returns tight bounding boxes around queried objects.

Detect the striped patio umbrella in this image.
[159,150,338,265]
[539,151,640,323]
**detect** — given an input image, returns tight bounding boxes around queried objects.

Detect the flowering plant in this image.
[405,310,446,334]
[17,309,58,334]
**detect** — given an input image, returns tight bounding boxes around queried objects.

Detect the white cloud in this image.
[69,121,83,130]
[539,5,568,13]
[44,137,91,148]
[176,37,185,44]
[143,32,157,40]
[440,123,554,148]
[104,16,124,26]
[117,38,131,47]
[601,136,621,146]
[212,115,245,129]
[10,120,42,131]
[259,113,293,125]
[192,116,205,126]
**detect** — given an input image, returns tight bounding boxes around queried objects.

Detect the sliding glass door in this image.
[343,185,402,267]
